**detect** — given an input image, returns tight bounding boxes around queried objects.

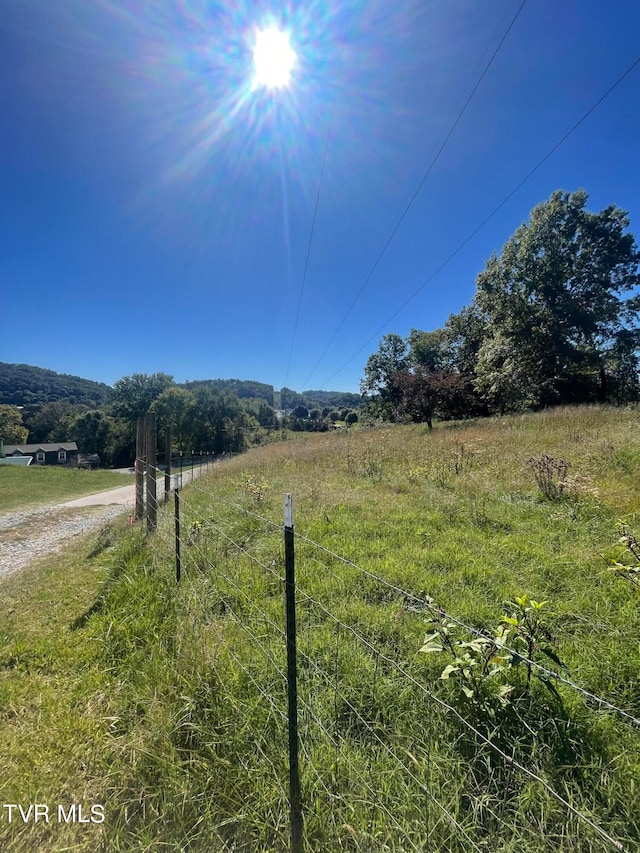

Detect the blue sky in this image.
[2,0,639,394]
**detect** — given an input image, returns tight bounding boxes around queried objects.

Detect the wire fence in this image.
[133,455,637,852]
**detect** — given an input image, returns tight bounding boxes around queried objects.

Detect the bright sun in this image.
[252,27,296,90]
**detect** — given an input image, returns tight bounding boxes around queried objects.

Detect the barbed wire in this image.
[291,531,640,729]
[139,482,629,850]
[293,583,626,852]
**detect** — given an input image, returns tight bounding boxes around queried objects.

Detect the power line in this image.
[317,50,640,390]
[283,28,345,388]
[300,0,529,390]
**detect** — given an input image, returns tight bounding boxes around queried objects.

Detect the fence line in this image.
[172,503,483,852]
[133,456,633,851]
[152,465,640,731]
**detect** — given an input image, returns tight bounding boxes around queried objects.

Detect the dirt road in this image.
[0,464,211,578]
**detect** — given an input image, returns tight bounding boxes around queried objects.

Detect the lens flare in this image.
[252,27,296,90]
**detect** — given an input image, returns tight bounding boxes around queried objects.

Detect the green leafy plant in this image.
[420,596,567,707]
[608,522,640,590]
[239,473,269,503]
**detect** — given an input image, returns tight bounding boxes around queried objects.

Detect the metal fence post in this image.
[174,488,181,585]
[284,494,303,853]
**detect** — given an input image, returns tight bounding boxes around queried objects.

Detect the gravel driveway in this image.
[0,482,139,578]
[0,465,211,579]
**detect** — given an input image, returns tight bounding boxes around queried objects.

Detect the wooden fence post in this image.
[145,412,157,532]
[164,425,172,504]
[135,416,145,521]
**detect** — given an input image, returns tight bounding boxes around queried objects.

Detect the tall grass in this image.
[1,405,639,851]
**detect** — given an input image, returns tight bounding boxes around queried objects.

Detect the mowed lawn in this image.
[0,466,133,512]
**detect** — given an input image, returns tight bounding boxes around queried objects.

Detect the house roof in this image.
[4,443,78,455]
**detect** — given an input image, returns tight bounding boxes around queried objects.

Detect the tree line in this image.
[0,371,364,467]
[361,189,640,426]
[0,374,279,467]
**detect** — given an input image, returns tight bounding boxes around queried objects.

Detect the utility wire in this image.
[300,0,528,390]
[317,50,640,390]
[283,28,345,388]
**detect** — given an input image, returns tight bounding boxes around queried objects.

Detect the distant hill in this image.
[301,389,364,410]
[0,363,114,409]
[0,362,362,414]
[183,379,275,406]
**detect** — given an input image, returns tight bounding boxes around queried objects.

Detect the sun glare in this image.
[252,27,296,90]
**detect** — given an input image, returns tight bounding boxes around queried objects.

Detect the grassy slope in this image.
[0,467,133,512]
[0,405,639,852]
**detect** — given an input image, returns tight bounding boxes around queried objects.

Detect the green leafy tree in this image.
[280,387,305,410]
[408,328,451,371]
[191,387,247,455]
[360,333,410,419]
[243,399,277,429]
[111,373,175,422]
[0,405,28,443]
[68,410,114,457]
[26,401,84,442]
[152,387,197,452]
[474,189,640,410]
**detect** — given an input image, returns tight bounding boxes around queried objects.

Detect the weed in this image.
[420,596,567,711]
[607,522,640,590]
[527,454,571,501]
[239,473,269,503]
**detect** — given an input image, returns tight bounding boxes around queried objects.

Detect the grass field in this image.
[0,466,133,512]
[0,405,639,851]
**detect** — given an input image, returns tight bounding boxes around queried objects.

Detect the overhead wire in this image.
[283,24,346,389]
[300,0,529,390]
[317,50,640,390]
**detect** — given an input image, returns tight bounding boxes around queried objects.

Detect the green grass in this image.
[0,466,133,512]
[1,405,639,851]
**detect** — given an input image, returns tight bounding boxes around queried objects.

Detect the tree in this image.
[190,387,248,455]
[280,387,305,411]
[68,410,114,457]
[474,189,640,410]
[0,405,28,443]
[292,405,309,419]
[360,333,410,419]
[25,400,83,442]
[152,387,197,451]
[408,328,451,371]
[112,373,175,422]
